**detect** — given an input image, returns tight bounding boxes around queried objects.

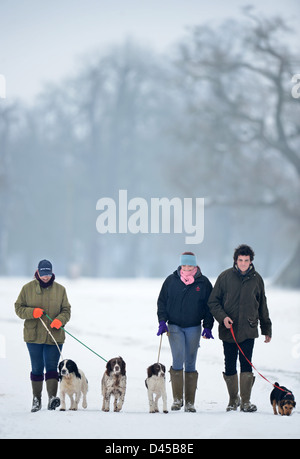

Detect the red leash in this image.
[230,326,288,393]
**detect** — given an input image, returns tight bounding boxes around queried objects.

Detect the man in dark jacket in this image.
[208,244,272,412]
[157,252,214,412]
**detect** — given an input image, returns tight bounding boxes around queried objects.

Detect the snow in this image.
[0,277,299,440]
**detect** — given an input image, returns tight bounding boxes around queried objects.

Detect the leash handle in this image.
[230,326,287,393]
[157,334,163,363]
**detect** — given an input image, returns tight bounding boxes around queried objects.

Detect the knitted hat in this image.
[180,253,197,266]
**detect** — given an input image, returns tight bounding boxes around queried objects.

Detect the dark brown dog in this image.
[270,382,296,416]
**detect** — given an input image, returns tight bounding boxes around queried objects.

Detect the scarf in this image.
[180,266,198,285]
[34,271,55,289]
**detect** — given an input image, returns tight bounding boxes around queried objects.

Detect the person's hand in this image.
[202,328,214,339]
[33,308,44,319]
[50,319,62,329]
[264,335,271,343]
[224,317,233,329]
[157,320,169,336]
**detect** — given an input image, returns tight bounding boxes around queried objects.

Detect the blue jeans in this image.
[26,343,62,380]
[168,324,202,372]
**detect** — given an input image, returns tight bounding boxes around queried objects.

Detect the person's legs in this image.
[26,343,45,412]
[183,325,201,372]
[238,339,256,412]
[26,343,45,377]
[43,344,62,410]
[222,341,239,411]
[168,324,185,370]
[183,325,201,412]
[238,339,254,373]
[168,325,185,410]
[223,341,239,376]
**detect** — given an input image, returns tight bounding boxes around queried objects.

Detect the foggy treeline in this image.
[1,12,299,286]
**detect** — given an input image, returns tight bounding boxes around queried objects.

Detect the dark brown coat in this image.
[208,265,272,343]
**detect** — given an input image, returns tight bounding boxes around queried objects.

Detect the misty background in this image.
[0,1,299,286]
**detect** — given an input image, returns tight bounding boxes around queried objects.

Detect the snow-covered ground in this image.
[0,277,299,440]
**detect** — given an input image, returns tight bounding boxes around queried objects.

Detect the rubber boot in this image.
[240,372,257,412]
[45,371,60,410]
[223,372,240,411]
[169,367,183,411]
[31,373,44,412]
[184,371,198,412]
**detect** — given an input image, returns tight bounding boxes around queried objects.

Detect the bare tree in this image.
[170,12,300,286]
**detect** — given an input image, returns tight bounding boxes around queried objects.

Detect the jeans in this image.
[223,339,254,376]
[26,343,62,380]
[168,324,202,372]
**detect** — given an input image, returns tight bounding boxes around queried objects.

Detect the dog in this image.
[270,382,296,416]
[58,359,88,411]
[145,363,168,413]
[101,356,126,412]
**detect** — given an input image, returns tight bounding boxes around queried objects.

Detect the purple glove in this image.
[157,320,169,336]
[202,328,214,339]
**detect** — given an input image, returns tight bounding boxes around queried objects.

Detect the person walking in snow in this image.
[15,259,71,412]
[208,244,272,412]
[157,252,214,412]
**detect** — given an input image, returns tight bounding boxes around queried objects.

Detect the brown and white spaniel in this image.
[101,356,126,412]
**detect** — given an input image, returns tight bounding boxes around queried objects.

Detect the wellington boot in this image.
[184,371,198,412]
[46,376,60,410]
[240,372,257,412]
[169,367,183,411]
[31,380,43,413]
[223,372,240,411]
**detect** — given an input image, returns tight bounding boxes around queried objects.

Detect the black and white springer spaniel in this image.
[101,357,126,412]
[145,363,168,413]
[58,359,88,411]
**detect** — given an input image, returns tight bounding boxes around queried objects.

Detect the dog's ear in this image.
[72,361,81,379]
[106,359,112,375]
[292,401,296,408]
[147,366,153,378]
[161,364,166,373]
[120,358,126,375]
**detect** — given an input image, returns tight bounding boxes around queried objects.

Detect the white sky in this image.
[0,0,299,103]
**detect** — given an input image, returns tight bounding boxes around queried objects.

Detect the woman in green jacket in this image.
[15,260,71,412]
[208,245,272,413]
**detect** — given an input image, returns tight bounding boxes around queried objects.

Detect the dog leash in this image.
[42,313,108,363]
[230,325,288,393]
[39,316,64,359]
[157,330,170,363]
[157,334,163,363]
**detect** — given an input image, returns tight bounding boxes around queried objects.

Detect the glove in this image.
[50,319,62,329]
[202,328,214,339]
[33,308,44,319]
[157,320,169,336]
